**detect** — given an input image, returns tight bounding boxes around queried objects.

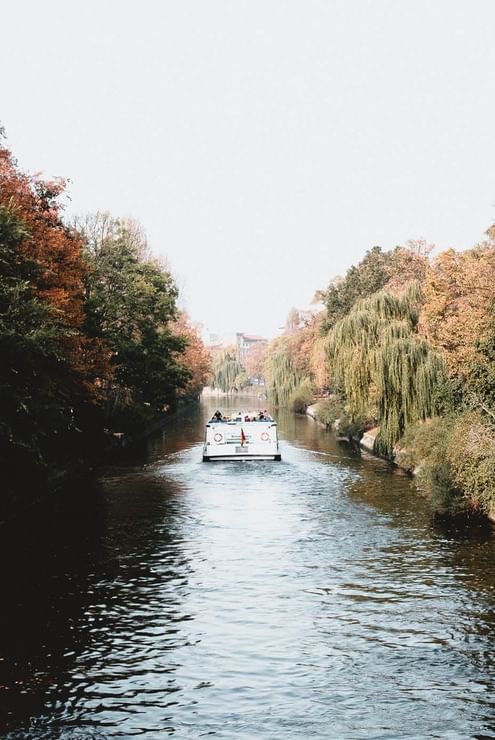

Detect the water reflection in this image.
[1,398,495,737]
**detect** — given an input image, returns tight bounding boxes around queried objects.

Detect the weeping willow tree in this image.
[264,335,311,407]
[328,284,445,453]
[211,348,244,393]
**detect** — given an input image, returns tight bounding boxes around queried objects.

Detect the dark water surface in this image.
[2,398,495,738]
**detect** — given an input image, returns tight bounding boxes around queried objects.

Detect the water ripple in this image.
[2,404,495,738]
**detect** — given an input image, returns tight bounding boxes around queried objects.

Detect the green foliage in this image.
[290,380,314,413]
[322,243,431,332]
[0,148,205,515]
[114,330,188,407]
[432,373,465,416]
[314,397,343,427]
[467,329,495,410]
[336,413,367,441]
[323,246,392,329]
[264,335,307,407]
[426,462,463,516]
[78,214,188,413]
[398,417,463,515]
[211,348,243,392]
[328,285,445,454]
[313,397,367,438]
[448,412,495,513]
[234,371,250,390]
[397,412,495,515]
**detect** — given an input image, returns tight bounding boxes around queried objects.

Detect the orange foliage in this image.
[288,311,328,390]
[420,230,495,379]
[385,240,433,295]
[0,149,84,325]
[243,342,267,380]
[172,312,211,398]
[0,147,108,394]
[307,313,330,390]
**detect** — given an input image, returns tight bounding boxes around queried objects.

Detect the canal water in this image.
[2,397,495,738]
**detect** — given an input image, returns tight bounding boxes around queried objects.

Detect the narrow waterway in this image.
[2,397,495,738]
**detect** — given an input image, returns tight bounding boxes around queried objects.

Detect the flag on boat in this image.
[240,428,246,446]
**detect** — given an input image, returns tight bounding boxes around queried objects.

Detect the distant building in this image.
[236,333,267,363]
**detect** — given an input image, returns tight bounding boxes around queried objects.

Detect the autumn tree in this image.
[420,237,495,382]
[0,146,102,508]
[243,341,267,383]
[307,312,330,392]
[385,239,434,294]
[285,307,301,333]
[171,312,211,400]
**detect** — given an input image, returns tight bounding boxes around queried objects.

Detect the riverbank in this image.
[0,399,201,525]
[306,403,495,524]
[305,403,369,446]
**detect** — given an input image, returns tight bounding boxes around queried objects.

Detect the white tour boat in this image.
[202,411,281,461]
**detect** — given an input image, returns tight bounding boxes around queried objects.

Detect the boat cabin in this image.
[203,410,281,461]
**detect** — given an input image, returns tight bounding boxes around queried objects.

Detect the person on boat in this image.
[213,410,223,422]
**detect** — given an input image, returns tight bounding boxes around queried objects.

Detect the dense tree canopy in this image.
[171,311,212,400]
[0,148,102,505]
[322,246,391,329]
[76,212,190,413]
[0,143,210,511]
[420,235,495,384]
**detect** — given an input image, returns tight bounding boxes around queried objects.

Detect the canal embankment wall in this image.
[306,403,418,467]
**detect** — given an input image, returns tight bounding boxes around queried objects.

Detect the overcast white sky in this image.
[2,0,495,338]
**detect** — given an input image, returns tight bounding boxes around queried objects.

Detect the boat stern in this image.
[202,421,281,461]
